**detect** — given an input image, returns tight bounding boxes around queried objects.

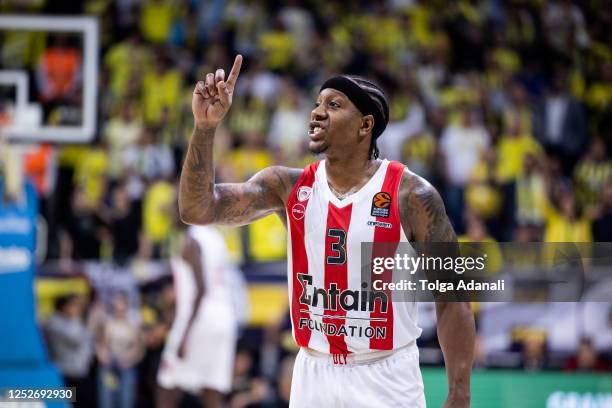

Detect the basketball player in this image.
[179,55,475,407]
[156,223,237,408]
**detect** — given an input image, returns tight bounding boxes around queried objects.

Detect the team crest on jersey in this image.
[371,192,391,218]
[297,186,312,202]
[292,203,306,220]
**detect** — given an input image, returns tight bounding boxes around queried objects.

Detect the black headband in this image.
[320,76,388,139]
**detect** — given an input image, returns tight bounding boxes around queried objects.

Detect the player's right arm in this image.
[179,55,300,226]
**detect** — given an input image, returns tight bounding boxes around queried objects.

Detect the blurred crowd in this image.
[43,285,302,407]
[4,0,612,263]
[2,0,612,406]
[43,290,611,408]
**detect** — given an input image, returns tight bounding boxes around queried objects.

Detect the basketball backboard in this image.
[0,15,99,143]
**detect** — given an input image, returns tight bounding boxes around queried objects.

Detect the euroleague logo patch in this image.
[371,191,391,218]
[292,203,306,220]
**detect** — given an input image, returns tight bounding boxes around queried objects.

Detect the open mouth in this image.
[309,123,325,138]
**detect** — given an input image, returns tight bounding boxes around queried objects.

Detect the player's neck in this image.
[324,156,381,194]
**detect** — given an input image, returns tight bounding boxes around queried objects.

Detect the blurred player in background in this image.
[156,217,238,408]
[179,55,475,407]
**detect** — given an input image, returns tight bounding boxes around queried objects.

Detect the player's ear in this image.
[359,115,375,138]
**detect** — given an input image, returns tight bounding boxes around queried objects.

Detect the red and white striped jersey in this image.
[286,159,422,356]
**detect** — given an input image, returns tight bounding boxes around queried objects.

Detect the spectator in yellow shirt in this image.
[73,140,109,208]
[543,189,592,243]
[141,52,182,126]
[515,153,548,235]
[103,99,143,180]
[141,179,176,259]
[139,0,178,44]
[258,19,296,71]
[401,129,436,181]
[573,137,612,214]
[495,130,542,184]
[585,62,612,112]
[104,33,151,102]
[465,148,502,224]
[229,130,273,182]
[493,93,542,241]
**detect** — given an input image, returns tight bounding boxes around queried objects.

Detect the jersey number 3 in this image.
[327,228,346,265]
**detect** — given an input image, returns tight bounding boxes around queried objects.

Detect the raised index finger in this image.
[226,54,243,91]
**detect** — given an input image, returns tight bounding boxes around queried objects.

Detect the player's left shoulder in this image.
[396,166,447,227]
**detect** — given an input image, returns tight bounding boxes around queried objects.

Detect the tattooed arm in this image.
[180,130,300,225]
[179,55,301,226]
[399,169,475,408]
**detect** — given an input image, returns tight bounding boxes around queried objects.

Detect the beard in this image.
[308,139,329,155]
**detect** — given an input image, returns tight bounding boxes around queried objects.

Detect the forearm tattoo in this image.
[179,126,216,223]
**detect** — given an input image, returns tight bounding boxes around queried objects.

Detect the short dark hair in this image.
[344,75,389,160]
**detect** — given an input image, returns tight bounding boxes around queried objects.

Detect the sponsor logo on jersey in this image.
[297,273,389,313]
[371,191,391,218]
[292,203,306,220]
[298,317,387,340]
[367,220,392,229]
[297,186,312,202]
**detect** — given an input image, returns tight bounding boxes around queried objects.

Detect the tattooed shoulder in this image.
[207,166,304,226]
[267,166,303,204]
[398,169,456,243]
